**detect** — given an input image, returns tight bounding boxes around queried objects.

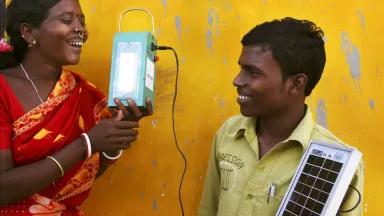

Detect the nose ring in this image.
[75,28,84,39]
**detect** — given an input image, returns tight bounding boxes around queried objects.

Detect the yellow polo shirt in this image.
[198,108,363,216]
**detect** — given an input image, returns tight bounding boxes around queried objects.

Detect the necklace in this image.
[19,63,44,103]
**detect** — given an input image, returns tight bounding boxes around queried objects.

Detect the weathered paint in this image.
[206,29,213,50]
[369,99,375,110]
[341,32,361,81]
[152,160,157,167]
[152,199,158,210]
[175,16,182,39]
[316,99,328,129]
[208,9,215,26]
[56,0,384,215]
[161,0,167,9]
[161,0,167,17]
[356,10,366,29]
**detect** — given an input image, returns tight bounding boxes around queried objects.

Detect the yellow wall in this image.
[66,0,383,215]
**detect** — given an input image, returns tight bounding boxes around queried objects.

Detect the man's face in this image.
[233,45,291,118]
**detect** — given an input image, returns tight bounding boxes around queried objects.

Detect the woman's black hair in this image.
[0,0,60,69]
[0,0,5,37]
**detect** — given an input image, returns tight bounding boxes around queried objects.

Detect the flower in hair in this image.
[0,38,13,53]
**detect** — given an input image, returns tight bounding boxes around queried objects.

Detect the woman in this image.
[0,0,153,215]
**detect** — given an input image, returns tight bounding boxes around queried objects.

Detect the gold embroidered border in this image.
[55,179,94,202]
[12,94,70,137]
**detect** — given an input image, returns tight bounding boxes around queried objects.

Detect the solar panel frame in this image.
[276,140,362,216]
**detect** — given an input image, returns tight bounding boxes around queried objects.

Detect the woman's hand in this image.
[88,98,153,154]
[87,111,139,153]
[113,97,153,121]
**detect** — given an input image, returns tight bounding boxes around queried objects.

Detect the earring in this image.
[28,39,37,47]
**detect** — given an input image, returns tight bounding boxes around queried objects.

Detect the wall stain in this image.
[356,10,366,29]
[316,99,328,128]
[208,9,220,35]
[152,199,158,210]
[218,98,225,108]
[161,0,167,9]
[223,0,233,11]
[208,9,215,26]
[262,0,268,6]
[139,192,144,199]
[214,96,226,108]
[341,32,361,81]
[161,0,167,17]
[175,16,182,39]
[206,30,213,50]
[152,160,157,167]
[340,95,348,104]
[206,9,221,50]
[369,99,375,110]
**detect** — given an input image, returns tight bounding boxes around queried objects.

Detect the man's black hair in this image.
[241,17,326,96]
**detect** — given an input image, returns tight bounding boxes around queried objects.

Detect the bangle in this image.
[81,133,92,159]
[101,157,117,165]
[102,150,123,160]
[47,156,64,177]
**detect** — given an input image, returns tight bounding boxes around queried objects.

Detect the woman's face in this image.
[32,0,87,66]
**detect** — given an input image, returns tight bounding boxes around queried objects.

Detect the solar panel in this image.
[276,140,362,216]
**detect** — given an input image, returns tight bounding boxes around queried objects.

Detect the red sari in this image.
[0,69,110,215]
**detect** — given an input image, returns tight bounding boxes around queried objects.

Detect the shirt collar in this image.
[233,105,314,150]
[281,106,314,150]
[234,117,255,137]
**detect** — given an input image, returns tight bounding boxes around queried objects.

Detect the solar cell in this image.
[276,141,362,216]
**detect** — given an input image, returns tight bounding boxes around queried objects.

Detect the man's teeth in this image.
[69,41,83,47]
[238,95,251,102]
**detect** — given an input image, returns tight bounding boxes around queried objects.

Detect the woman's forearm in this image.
[0,138,86,206]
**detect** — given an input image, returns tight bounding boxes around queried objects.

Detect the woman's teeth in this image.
[69,41,83,47]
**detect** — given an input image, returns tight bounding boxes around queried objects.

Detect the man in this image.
[198,17,363,216]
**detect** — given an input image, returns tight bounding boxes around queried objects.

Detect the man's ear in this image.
[288,73,308,96]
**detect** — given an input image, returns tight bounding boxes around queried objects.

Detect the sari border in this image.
[55,179,94,202]
[12,94,70,137]
[12,70,77,138]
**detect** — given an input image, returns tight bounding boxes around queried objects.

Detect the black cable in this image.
[337,184,361,215]
[156,45,186,216]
